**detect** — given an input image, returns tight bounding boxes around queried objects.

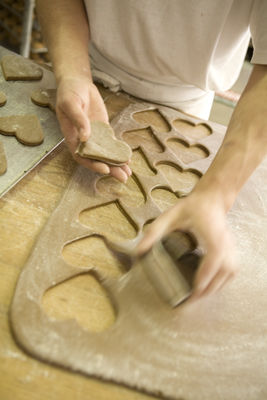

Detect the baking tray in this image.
[0,46,63,197]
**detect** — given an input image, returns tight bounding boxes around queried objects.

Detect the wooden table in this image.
[0,89,155,400]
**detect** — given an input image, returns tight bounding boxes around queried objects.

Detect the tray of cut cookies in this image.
[0,46,63,197]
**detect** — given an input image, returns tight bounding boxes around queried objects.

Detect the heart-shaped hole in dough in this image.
[166,138,209,164]
[172,119,212,141]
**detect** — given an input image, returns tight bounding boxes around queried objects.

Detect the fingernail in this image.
[79,128,89,142]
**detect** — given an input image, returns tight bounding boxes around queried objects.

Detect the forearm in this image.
[194,65,267,211]
[36,0,91,82]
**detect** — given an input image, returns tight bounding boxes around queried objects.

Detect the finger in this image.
[197,266,229,298]
[57,97,91,141]
[74,154,110,175]
[193,249,223,295]
[109,166,128,183]
[136,208,179,255]
[202,249,238,297]
[79,127,90,142]
[121,164,132,176]
[89,87,109,124]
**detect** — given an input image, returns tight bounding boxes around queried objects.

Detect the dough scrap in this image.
[0,140,7,175]
[0,115,44,146]
[31,88,56,111]
[0,91,7,106]
[77,121,132,165]
[1,55,43,81]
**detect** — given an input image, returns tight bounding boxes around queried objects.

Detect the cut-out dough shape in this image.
[173,119,212,140]
[0,91,7,106]
[96,175,145,207]
[77,121,132,165]
[0,115,44,146]
[79,201,137,242]
[62,236,125,278]
[123,127,164,153]
[0,140,7,175]
[130,149,156,177]
[1,55,43,81]
[42,274,116,332]
[151,187,179,212]
[133,109,171,133]
[31,88,56,111]
[157,162,201,196]
[167,138,209,164]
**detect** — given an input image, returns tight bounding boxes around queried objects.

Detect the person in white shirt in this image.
[36,0,267,299]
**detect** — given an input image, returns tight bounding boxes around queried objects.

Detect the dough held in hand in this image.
[0,115,44,146]
[77,121,132,165]
[1,55,43,81]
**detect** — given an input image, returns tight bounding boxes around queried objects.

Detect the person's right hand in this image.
[56,76,131,182]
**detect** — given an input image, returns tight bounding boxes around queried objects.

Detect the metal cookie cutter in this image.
[138,232,201,307]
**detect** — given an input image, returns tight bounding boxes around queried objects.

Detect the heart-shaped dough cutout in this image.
[0,140,7,175]
[31,88,56,111]
[77,121,132,165]
[0,115,44,146]
[0,91,7,106]
[1,55,43,81]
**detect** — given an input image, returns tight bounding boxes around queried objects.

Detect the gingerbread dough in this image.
[0,115,44,146]
[0,140,7,175]
[1,55,43,81]
[77,121,132,165]
[12,103,252,400]
[31,88,56,111]
[0,91,7,106]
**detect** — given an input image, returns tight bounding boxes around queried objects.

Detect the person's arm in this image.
[36,0,131,182]
[137,64,267,298]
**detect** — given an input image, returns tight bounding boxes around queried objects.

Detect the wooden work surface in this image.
[2,84,267,400]
[0,89,156,400]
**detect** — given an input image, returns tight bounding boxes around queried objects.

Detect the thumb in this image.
[57,97,91,142]
[136,211,175,256]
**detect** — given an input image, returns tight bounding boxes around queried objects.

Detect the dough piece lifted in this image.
[0,91,7,106]
[31,88,56,111]
[77,121,132,165]
[0,140,7,175]
[1,55,43,81]
[0,115,44,146]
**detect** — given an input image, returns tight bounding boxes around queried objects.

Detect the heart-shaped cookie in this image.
[0,91,7,106]
[31,88,56,111]
[0,115,44,146]
[77,121,132,165]
[1,55,43,81]
[0,140,7,175]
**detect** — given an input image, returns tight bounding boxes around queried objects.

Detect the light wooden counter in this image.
[0,90,156,400]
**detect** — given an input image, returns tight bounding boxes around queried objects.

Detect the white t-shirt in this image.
[84,0,267,119]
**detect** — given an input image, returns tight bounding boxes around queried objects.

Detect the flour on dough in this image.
[31,89,56,111]
[77,121,132,165]
[1,55,43,81]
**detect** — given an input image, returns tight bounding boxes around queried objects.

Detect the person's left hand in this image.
[56,76,131,182]
[136,191,239,299]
